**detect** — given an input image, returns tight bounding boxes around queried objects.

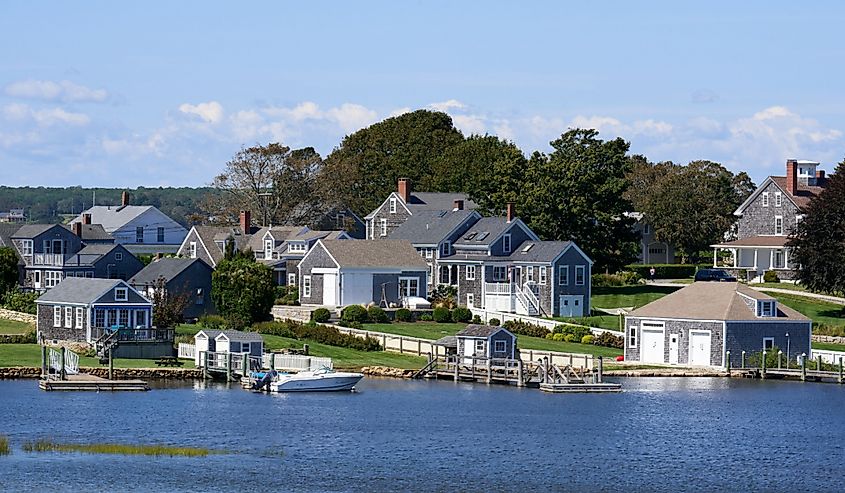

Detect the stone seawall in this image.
[360,366,416,378]
[0,367,203,380]
[0,308,36,325]
[271,305,314,322]
[812,335,845,345]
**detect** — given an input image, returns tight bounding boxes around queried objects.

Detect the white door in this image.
[463,338,480,365]
[668,334,679,364]
[559,295,584,317]
[322,273,337,306]
[640,328,665,363]
[689,330,712,366]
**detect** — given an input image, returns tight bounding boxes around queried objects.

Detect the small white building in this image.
[194,329,264,366]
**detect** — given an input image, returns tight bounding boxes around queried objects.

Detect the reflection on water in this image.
[0,377,843,492]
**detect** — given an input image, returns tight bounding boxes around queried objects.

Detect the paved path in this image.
[645,280,845,305]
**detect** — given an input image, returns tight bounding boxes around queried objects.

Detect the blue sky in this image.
[1,1,844,187]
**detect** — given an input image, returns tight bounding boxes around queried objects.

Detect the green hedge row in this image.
[0,331,36,344]
[251,319,382,352]
[624,264,697,279]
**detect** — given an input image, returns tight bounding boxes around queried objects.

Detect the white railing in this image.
[263,354,333,371]
[48,348,62,373]
[514,284,539,316]
[32,253,65,266]
[178,343,196,360]
[468,307,624,337]
[521,284,540,314]
[485,282,512,295]
[48,347,79,375]
[812,349,845,365]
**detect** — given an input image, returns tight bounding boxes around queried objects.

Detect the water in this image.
[0,377,843,492]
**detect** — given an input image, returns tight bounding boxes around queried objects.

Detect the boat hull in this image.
[270,373,363,393]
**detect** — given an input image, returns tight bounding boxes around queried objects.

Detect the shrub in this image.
[488,318,501,327]
[198,314,226,330]
[592,273,625,287]
[251,319,381,351]
[341,305,369,324]
[625,264,696,279]
[552,333,565,341]
[0,331,36,344]
[367,306,389,323]
[471,315,482,324]
[502,320,550,338]
[553,324,591,341]
[433,306,452,323]
[619,271,643,285]
[337,320,363,329]
[273,285,300,306]
[419,313,433,322]
[564,334,576,343]
[395,308,413,322]
[312,308,331,323]
[812,323,845,338]
[763,270,780,283]
[594,331,624,348]
[581,334,594,345]
[174,334,195,346]
[451,306,472,323]
[1,290,38,314]
[429,285,457,308]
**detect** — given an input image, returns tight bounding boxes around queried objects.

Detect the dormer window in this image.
[389,197,397,214]
[264,238,273,259]
[288,243,307,253]
[440,241,451,257]
[114,287,128,302]
[757,300,776,317]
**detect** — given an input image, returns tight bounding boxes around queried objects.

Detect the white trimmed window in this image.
[425,248,434,259]
[53,306,61,327]
[763,337,775,351]
[526,266,534,282]
[115,252,123,261]
[21,240,33,256]
[559,265,569,286]
[762,192,769,207]
[75,307,83,329]
[539,266,547,285]
[399,277,419,297]
[466,265,476,281]
[774,216,783,236]
[389,197,397,214]
[303,276,311,297]
[64,306,73,328]
[575,265,585,286]
[288,273,296,286]
[189,241,197,258]
[380,218,388,237]
[775,192,782,207]
[114,287,128,302]
[288,242,306,253]
[494,340,506,352]
[157,227,165,243]
[264,238,273,259]
[475,340,484,353]
[503,234,512,253]
[492,266,507,281]
[629,326,637,348]
[136,226,144,243]
[441,241,451,257]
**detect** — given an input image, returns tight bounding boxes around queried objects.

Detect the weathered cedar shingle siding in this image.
[367,196,411,239]
[37,304,88,342]
[298,244,335,305]
[624,317,724,365]
[737,181,800,238]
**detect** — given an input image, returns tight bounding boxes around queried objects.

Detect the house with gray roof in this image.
[364,178,478,239]
[624,282,811,368]
[63,221,114,244]
[70,191,187,255]
[130,257,214,320]
[455,324,517,363]
[193,329,263,367]
[297,239,429,307]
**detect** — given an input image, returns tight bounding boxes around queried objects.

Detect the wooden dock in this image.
[39,374,149,392]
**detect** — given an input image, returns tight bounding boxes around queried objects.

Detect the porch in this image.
[711,236,793,282]
[484,282,540,316]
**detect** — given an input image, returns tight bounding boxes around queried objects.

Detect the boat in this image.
[259,367,364,393]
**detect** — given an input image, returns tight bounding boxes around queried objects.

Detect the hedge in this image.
[252,319,381,351]
[433,307,452,323]
[502,320,550,338]
[395,308,413,322]
[367,306,389,323]
[341,305,369,324]
[312,308,331,323]
[0,331,36,344]
[625,264,696,279]
[451,307,472,323]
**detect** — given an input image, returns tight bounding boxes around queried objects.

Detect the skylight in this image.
[522,244,534,253]
[476,232,489,241]
[464,232,477,240]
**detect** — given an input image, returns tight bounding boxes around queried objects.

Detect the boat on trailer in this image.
[251,367,364,393]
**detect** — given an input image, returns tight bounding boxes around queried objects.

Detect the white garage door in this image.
[559,295,584,317]
[689,330,712,366]
[640,324,665,363]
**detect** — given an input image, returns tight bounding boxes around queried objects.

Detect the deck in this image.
[39,374,149,392]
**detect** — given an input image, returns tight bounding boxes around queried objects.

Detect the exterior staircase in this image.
[95,330,120,359]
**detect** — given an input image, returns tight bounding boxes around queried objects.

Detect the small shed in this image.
[193,329,264,366]
[433,335,458,356]
[455,324,517,363]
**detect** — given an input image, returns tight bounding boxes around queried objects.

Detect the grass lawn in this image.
[753,282,808,292]
[0,319,34,335]
[812,341,845,352]
[771,293,845,327]
[0,344,196,369]
[591,285,680,309]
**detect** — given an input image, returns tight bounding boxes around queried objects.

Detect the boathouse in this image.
[624,282,811,368]
[194,329,264,366]
[455,324,517,363]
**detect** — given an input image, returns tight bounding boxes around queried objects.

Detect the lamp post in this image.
[785,332,790,368]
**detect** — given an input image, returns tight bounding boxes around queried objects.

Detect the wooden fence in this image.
[469,308,624,338]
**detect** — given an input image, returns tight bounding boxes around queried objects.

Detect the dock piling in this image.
[777,351,782,369]
[761,350,766,379]
[839,357,843,385]
[202,351,209,379]
[597,356,603,383]
[40,345,47,379]
[817,354,822,372]
[60,346,66,380]
[108,348,114,381]
[800,353,807,382]
[225,352,233,382]
[725,351,731,375]
[517,360,524,387]
[741,351,745,369]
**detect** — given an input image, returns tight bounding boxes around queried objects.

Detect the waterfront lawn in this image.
[771,294,845,327]
[811,341,845,352]
[0,319,33,334]
[366,322,465,340]
[591,285,680,309]
[0,344,196,369]
[754,282,808,292]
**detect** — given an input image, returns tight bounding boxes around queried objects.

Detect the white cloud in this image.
[429,99,467,112]
[2,103,89,126]
[178,101,224,124]
[5,79,108,102]
[326,103,378,133]
[452,114,487,135]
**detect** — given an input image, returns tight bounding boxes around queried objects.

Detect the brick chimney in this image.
[816,170,826,182]
[72,222,82,237]
[82,213,92,225]
[453,199,464,211]
[506,202,515,223]
[121,191,129,206]
[398,178,411,203]
[239,210,251,234]
[785,159,798,196]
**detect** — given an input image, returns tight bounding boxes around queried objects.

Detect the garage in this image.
[640,322,665,363]
[688,330,712,366]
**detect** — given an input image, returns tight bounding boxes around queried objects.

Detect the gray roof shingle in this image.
[216,330,263,342]
[130,257,209,285]
[320,239,428,269]
[64,244,121,266]
[457,324,510,338]
[388,210,478,245]
[11,224,58,238]
[453,217,514,247]
[36,278,130,304]
[63,224,114,242]
[508,241,577,263]
[405,192,478,213]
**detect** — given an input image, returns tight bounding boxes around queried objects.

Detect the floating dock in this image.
[39,374,149,392]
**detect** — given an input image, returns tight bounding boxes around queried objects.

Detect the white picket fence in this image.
[263,353,333,371]
[178,343,196,360]
[811,349,845,365]
[469,307,625,337]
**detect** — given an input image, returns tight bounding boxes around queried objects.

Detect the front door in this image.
[669,334,679,364]
[689,330,712,366]
[512,267,521,286]
[322,273,337,306]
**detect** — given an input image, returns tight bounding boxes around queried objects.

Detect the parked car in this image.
[694,269,738,282]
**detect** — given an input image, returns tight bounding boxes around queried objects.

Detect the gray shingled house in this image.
[455,325,517,364]
[129,257,215,320]
[297,239,429,307]
[624,282,811,368]
[193,329,264,366]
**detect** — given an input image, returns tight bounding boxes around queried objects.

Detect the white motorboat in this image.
[268,367,364,392]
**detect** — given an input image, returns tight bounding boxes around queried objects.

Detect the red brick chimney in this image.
[785,159,798,196]
[72,222,82,237]
[121,191,129,206]
[398,178,411,203]
[453,199,464,211]
[82,213,92,225]
[506,202,515,223]
[816,170,826,182]
[239,210,251,234]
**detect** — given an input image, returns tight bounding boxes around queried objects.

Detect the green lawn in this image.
[549,315,621,332]
[812,341,845,352]
[0,344,196,369]
[771,293,845,327]
[753,282,808,292]
[0,319,34,335]
[591,285,680,309]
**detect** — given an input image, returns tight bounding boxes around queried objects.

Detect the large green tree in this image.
[0,247,19,297]
[788,160,845,295]
[211,258,275,329]
[320,110,465,215]
[627,159,755,263]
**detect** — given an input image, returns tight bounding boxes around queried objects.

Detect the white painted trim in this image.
[364,192,412,220]
[311,267,339,274]
[687,329,713,366]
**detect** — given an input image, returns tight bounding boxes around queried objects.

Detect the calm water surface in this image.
[0,377,843,492]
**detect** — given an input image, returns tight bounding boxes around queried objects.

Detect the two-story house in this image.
[711,159,827,282]
[626,212,677,264]
[71,191,188,255]
[177,211,258,268]
[363,178,477,239]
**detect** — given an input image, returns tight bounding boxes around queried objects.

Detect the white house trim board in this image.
[298,240,341,269]
[364,192,412,220]
[312,267,340,275]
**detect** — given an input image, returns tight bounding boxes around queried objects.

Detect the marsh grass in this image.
[0,435,10,455]
[22,439,211,457]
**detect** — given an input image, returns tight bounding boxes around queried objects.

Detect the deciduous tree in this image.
[0,247,19,297]
[211,257,275,329]
[150,277,190,328]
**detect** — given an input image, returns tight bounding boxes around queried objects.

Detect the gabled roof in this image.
[72,205,185,234]
[365,191,478,219]
[0,223,20,247]
[36,278,137,304]
[64,244,124,266]
[711,235,789,248]
[246,226,305,253]
[627,282,808,321]
[130,257,210,285]
[63,224,114,242]
[735,176,826,215]
[508,240,592,264]
[388,210,479,245]
[215,330,263,342]
[317,239,428,269]
[457,324,514,338]
[189,226,248,266]
[453,217,538,248]
[11,224,61,238]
